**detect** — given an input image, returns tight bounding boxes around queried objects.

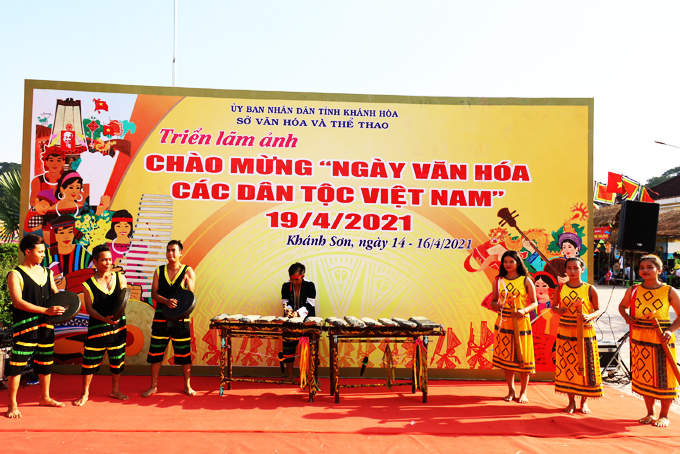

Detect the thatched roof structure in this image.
[657,209,680,236]
[593,205,620,228]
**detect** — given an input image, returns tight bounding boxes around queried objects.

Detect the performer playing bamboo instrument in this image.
[5,235,65,418]
[74,244,128,406]
[551,257,603,414]
[490,250,538,403]
[281,262,316,380]
[142,240,196,397]
[619,254,680,428]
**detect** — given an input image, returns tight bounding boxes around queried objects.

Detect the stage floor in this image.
[2,375,680,453]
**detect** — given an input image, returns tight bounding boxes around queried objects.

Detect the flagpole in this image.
[173,0,177,87]
[655,141,680,149]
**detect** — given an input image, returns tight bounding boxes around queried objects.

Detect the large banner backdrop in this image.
[21,80,593,376]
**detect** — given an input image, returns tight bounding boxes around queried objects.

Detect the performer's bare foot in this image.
[184,386,196,396]
[503,390,515,402]
[579,402,591,414]
[110,391,128,401]
[639,414,656,424]
[6,405,21,418]
[39,397,65,408]
[564,401,576,413]
[517,392,529,404]
[72,395,89,406]
[653,417,670,428]
[141,387,157,398]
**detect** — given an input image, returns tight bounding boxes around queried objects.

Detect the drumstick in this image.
[508,296,525,368]
[645,311,680,383]
[574,298,585,377]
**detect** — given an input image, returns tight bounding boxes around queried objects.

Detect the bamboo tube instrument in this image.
[508,295,525,368]
[645,311,680,383]
[575,298,586,377]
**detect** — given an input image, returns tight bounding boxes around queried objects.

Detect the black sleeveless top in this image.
[10,266,52,330]
[82,272,126,343]
[84,272,123,317]
[157,265,188,299]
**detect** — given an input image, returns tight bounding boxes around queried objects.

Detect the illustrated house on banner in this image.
[43,98,133,166]
[44,98,89,170]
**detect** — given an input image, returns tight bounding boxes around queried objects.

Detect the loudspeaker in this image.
[598,340,622,372]
[617,200,659,253]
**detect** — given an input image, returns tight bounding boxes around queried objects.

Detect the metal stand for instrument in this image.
[602,331,631,380]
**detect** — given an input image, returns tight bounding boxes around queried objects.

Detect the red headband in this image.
[289,275,304,292]
[112,216,133,223]
[41,148,66,162]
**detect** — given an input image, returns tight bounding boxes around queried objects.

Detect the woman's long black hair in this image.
[498,250,528,278]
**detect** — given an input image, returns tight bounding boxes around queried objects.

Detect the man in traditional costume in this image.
[142,240,196,397]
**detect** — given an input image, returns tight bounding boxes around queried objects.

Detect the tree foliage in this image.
[0,243,18,327]
[647,166,680,188]
[0,162,20,205]
[0,168,21,241]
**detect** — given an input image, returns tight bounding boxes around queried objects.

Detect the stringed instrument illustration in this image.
[497,207,566,280]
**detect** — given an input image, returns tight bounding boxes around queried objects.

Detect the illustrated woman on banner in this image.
[53,170,91,217]
[51,170,112,245]
[555,231,587,284]
[30,149,65,208]
[104,209,145,302]
[531,271,560,340]
[531,272,556,322]
[105,210,134,266]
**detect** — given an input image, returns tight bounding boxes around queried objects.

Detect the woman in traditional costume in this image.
[490,250,538,403]
[552,257,603,413]
[619,254,680,427]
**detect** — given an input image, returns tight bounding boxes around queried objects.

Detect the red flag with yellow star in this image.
[93,98,109,114]
[607,172,624,194]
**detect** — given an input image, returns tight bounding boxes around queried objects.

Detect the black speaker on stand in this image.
[611,200,660,381]
[616,200,660,253]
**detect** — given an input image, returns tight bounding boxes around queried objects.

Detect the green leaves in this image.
[647,166,680,187]
[0,243,17,326]
[0,169,21,242]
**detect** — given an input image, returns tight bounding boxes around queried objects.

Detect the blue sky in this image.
[1,0,679,185]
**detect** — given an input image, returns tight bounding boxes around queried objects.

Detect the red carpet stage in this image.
[2,376,680,453]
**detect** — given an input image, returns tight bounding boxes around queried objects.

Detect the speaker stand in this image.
[602,331,631,380]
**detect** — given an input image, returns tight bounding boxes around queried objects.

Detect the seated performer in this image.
[5,234,65,418]
[142,240,196,397]
[551,257,603,413]
[490,250,538,403]
[281,262,316,381]
[619,254,680,427]
[74,244,128,405]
